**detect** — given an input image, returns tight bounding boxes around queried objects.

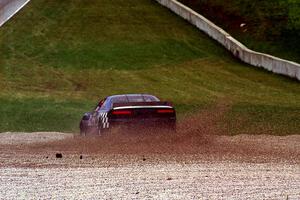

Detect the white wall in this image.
[155,0,300,81]
[0,0,30,27]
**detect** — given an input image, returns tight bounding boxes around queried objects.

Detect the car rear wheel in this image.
[85,127,98,136]
[86,124,103,136]
[80,129,86,136]
[97,125,103,136]
[170,123,177,132]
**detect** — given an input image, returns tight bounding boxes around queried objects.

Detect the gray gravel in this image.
[0,132,72,145]
[0,162,299,199]
[0,132,299,199]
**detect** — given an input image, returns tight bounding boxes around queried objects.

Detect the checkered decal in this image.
[99,112,109,129]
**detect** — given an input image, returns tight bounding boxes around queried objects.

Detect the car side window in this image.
[101,98,111,111]
[95,99,106,111]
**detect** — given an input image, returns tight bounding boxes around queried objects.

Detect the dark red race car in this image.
[80,94,176,136]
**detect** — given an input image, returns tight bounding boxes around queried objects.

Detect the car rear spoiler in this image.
[112,101,173,108]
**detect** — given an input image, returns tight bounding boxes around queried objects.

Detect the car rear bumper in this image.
[109,118,176,129]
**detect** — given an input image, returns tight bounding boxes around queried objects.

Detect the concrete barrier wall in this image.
[155,0,300,81]
[0,0,30,27]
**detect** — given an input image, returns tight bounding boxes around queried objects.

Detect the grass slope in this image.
[180,0,300,63]
[0,0,299,134]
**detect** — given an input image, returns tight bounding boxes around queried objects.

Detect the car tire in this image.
[80,129,86,136]
[97,123,104,136]
[85,127,97,136]
[169,122,177,133]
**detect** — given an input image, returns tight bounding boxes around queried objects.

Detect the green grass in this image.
[226,103,300,135]
[179,0,300,63]
[0,0,299,135]
[0,97,91,132]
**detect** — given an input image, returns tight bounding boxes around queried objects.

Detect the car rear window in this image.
[127,95,144,102]
[111,96,128,104]
[111,95,160,105]
[127,95,160,102]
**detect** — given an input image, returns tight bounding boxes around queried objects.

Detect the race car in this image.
[79,94,176,135]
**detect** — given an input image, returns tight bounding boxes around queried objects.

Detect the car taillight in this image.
[157,109,174,114]
[112,110,132,115]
